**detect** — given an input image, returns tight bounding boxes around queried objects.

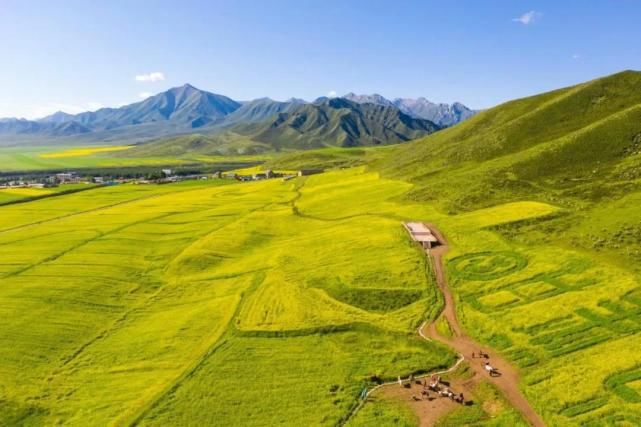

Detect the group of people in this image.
[402,374,465,404]
[396,349,500,406]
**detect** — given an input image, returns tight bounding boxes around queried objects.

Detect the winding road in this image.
[422,224,545,426]
[348,224,545,426]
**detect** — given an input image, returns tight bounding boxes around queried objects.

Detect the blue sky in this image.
[1,0,640,118]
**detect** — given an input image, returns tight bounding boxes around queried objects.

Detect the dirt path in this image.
[420,224,545,427]
[346,224,545,426]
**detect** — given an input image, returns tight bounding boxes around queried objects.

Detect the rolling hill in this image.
[376,69,641,210]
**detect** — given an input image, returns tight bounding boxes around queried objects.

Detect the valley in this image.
[2,68,641,426]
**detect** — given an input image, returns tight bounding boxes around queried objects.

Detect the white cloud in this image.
[139,92,152,99]
[327,90,337,97]
[512,10,542,25]
[135,72,165,82]
[572,53,581,60]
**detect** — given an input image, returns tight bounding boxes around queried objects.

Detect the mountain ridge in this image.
[0,84,449,148]
[342,92,476,127]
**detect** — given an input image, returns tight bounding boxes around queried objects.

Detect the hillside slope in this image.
[377,70,641,210]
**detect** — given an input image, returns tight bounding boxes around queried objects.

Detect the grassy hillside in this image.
[377,70,641,211]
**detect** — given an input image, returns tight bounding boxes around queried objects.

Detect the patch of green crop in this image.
[604,365,641,403]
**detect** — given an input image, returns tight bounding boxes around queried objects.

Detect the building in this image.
[403,222,440,249]
[55,172,79,184]
[252,169,273,180]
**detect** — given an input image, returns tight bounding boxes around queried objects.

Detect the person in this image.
[398,376,402,387]
[484,362,496,376]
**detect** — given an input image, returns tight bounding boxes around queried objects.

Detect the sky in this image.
[1,0,641,119]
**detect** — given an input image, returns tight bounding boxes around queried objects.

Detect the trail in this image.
[419,224,545,427]
[344,223,545,426]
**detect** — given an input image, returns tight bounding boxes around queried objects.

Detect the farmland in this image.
[0,169,463,425]
[0,145,269,172]
[3,161,641,424]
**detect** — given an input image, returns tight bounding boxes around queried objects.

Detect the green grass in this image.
[347,397,418,426]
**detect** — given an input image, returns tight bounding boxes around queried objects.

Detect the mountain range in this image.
[0,85,475,149]
[342,93,476,127]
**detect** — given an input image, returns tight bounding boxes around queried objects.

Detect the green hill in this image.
[376,70,641,211]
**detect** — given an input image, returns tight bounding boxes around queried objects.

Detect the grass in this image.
[347,397,418,426]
